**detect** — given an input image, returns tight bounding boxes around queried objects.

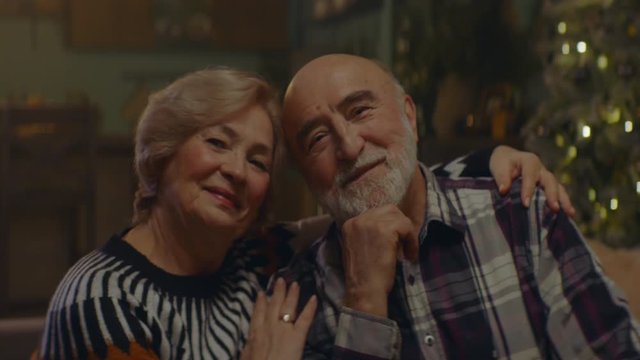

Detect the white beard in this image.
[314,115,418,224]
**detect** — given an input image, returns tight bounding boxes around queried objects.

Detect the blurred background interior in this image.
[0,0,638,357]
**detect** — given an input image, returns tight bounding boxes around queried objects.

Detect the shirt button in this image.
[408,275,415,285]
[424,335,435,346]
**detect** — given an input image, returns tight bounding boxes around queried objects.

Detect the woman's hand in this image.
[490,145,576,217]
[242,278,317,360]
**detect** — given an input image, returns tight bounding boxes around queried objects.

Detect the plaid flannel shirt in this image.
[277,164,640,359]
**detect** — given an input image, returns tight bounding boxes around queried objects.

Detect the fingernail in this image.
[554,201,560,210]
[523,198,530,207]
[499,184,506,193]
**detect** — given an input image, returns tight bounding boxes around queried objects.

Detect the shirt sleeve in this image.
[300,306,401,360]
[535,205,640,358]
[274,253,401,360]
[429,147,496,179]
[332,306,401,359]
[38,297,160,359]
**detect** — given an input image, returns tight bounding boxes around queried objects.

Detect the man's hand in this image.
[340,205,419,318]
[490,145,576,217]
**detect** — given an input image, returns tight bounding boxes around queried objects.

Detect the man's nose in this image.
[334,122,364,161]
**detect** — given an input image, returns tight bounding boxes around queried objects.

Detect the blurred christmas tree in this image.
[523,0,640,247]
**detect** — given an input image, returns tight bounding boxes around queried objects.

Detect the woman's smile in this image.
[204,185,241,210]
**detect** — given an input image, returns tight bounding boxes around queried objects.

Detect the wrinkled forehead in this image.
[283,61,393,124]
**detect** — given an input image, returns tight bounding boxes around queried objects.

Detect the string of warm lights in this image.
[524,0,639,247]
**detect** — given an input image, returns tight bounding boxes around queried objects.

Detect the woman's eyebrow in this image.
[218,124,238,140]
[213,124,272,154]
[251,142,273,156]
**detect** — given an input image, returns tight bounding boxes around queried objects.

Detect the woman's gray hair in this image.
[132,67,282,227]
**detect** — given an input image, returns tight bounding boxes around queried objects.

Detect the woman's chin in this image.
[200,208,253,236]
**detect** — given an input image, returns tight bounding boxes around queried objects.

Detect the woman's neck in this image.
[124,207,236,276]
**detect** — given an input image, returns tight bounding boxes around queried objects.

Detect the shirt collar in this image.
[419,163,467,243]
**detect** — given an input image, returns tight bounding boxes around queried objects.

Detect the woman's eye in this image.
[249,159,269,172]
[206,138,227,149]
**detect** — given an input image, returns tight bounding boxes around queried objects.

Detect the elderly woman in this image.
[38,68,312,360]
[37,68,571,360]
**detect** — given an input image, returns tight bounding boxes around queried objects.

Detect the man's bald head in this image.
[282,54,410,153]
[284,54,404,118]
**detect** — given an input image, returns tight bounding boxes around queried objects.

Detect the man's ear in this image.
[403,95,418,142]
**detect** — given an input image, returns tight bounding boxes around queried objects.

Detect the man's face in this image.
[282,55,419,223]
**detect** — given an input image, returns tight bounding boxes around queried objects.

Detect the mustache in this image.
[335,147,388,187]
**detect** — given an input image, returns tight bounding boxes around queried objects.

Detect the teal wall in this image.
[291,0,393,65]
[0,18,264,135]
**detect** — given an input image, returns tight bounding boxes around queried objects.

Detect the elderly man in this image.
[277,54,640,359]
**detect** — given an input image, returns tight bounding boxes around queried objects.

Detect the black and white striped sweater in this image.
[39,231,268,359]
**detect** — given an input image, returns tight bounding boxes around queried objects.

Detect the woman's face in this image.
[160,104,274,237]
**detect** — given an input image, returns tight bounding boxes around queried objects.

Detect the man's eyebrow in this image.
[296,117,324,151]
[336,90,377,113]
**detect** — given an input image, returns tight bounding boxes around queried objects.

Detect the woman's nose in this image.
[220,154,247,183]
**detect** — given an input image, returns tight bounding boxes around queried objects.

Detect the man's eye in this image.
[350,106,372,119]
[307,132,327,152]
[206,138,227,149]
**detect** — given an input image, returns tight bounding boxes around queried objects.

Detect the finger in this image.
[280,281,300,321]
[489,145,521,194]
[539,170,560,212]
[294,295,317,333]
[249,291,267,337]
[267,277,286,324]
[244,291,267,357]
[492,159,514,195]
[558,184,576,218]
[240,346,252,360]
[394,214,419,263]
[402,228,420,263]
[519,157,542,208]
